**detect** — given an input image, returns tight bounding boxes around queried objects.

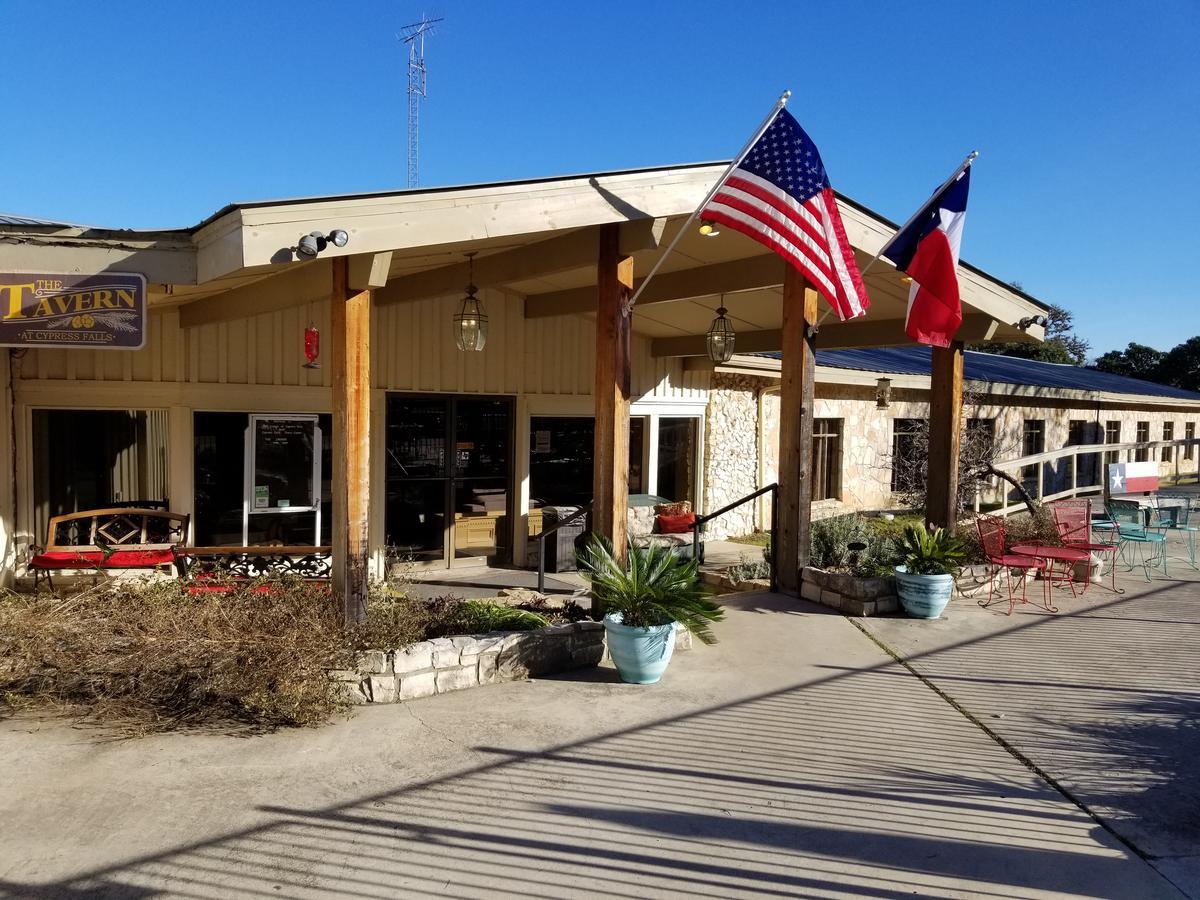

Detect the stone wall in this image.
[334,621,695,704]
[799,566,900,616]
[707,372,1200,533]
[703,372,767,539]
[334,622,606,704]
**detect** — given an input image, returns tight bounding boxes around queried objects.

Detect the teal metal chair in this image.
[1148,502,1198,570]
[1106,499,1168,581]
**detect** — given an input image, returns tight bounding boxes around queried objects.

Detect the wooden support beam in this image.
[375,219,664,306]
[776,269,819,596]
[592,223,634,571]
[650,314,1000,358]
[926,340,965,530]
[524,254,782,319]
[179,261,330,328]
[349,251,394,290]
[330,256,372,627]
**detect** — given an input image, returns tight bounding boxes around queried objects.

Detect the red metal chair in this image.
[1049,498,1122,595]
[975,515,1050,615]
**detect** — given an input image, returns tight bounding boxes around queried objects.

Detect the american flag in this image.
[702,109,869,320]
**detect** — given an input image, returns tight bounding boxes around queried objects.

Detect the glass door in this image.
[244,414,321,546]
[385,395,513,568]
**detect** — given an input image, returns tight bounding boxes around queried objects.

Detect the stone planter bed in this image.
[334,620,694,705]
[800,566,900,616]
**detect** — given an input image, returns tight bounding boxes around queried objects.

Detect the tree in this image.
[971,300,1090,366]
[1093,342,1167,381]
[1158,336,1200,392]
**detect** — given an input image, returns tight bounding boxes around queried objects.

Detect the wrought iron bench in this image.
[172,546,333,592]
[28,507,190,590]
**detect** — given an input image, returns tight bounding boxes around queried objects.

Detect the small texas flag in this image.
[879,166,971,348]
[1108,461,1159,495]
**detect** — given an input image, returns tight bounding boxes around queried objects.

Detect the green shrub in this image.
[958,507,1060,565]
[577,535,724,644]
[809,515,891,576]
[893,524,966,576]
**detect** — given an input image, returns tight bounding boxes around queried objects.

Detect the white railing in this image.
[982,438,1200,517]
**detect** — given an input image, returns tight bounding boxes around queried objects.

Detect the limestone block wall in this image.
[702,365,1200,537]
[334,622,607,704]
[703,373,764,539]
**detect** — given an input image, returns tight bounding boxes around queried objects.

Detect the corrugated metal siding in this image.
[17,289,706,403]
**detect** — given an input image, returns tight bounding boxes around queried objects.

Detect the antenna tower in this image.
[400,15,442,189]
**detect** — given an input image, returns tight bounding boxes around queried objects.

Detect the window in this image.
[194,412,332,547]
[657,417,699,505]
[1163,422,1175,462]
[890,418,924,493]
[1017,420,1046,496]
[1135,421,1150,462]
[1187,422,1196,461]
[1066,420,1101,486]
[1104,421,1121,466]
[812,419,843,501]
[966,418,996,456]
[32,409,169,546]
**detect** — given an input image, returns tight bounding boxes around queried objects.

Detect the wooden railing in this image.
[983,438,1200,517]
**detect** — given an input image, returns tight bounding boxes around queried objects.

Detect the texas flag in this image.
[879,166,971,348]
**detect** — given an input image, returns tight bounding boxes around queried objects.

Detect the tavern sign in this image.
[0,272,147,349]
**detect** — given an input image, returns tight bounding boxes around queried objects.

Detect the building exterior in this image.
[701,348,1200,539]
[0,163,1048,590]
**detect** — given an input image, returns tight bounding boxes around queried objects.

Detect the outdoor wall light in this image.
[454,251,488,352]
[875,376,893,409]
[294,229,351,259]
[706,296,736,363]
[698,219,720,238]
[1018,314,1049,330]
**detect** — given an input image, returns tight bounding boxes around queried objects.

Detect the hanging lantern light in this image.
[302,324,320,369]
[454,251,488,352]
[706,296,736,363]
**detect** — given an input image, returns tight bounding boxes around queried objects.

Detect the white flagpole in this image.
[814,149,979,329]
[624,90,793,314]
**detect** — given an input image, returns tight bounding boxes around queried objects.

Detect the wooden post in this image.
[331,256,372,627]
[776,268,818,595]
[926,340,965,530]
[592,224,633,561]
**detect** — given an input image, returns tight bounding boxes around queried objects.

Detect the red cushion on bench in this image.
[31,549,175,569]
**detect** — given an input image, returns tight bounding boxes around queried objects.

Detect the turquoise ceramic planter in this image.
[894,566,954,619]
[603,613,677,684]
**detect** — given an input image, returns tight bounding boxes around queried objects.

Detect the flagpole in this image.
[813,149,979,330]
[624,90,793,314]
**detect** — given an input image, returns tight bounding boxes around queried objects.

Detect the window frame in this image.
[812,418,843,502]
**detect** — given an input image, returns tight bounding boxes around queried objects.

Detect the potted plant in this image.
[576,535,723,684]
[892,524,965,619]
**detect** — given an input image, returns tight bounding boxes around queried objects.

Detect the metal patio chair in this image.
[1148,501,1198,570]
[1049,498,1122,594]
[975,515,1050,616]
[1105,499,1168,582]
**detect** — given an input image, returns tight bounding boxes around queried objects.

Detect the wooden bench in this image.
[29,507,190,589]
[173,546,333,592]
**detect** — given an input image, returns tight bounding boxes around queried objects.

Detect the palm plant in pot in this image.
[892,524,966,619]
[576,535,723,684]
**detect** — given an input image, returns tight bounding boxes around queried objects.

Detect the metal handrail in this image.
[532,501,592,593]
[691,483,779,590]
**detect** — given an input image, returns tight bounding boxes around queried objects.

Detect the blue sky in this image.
[2,1,1196,356]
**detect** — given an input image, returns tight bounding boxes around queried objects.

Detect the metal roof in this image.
[0,212,90,227]
[757,346,1200,401]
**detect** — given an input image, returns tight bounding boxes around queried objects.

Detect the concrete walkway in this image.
[0,591,1180,898]
[862,533,1200,897]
